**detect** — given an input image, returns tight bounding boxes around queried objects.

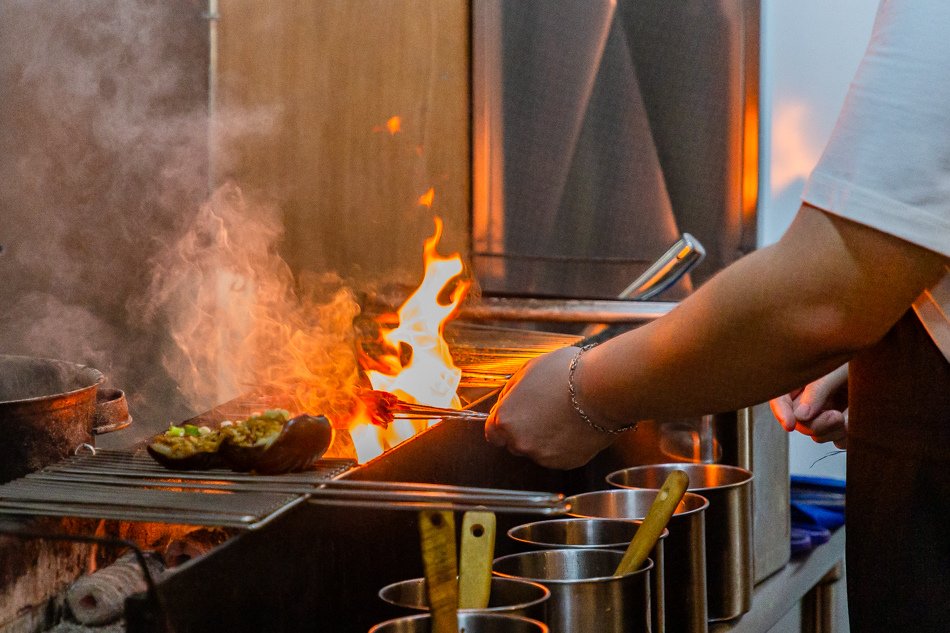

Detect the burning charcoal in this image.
[220,410,333,474]
[65,551,164,626]
[146,423,224,470]
[162,527,228,568]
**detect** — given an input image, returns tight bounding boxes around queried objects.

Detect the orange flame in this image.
[418,187,435,208]
[350,217,469,462]
[373,115,402,135]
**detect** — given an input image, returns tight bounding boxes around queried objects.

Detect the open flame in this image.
[350,216,470,462]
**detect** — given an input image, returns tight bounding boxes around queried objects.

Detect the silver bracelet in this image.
[568,344,639,435]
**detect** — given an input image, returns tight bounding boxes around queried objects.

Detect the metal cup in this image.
[368,612,549,633]
[378,576,549,622]
[492,548,652,633]
[566,488,709,633]
[507,518,668,633]
[607,463,754,621]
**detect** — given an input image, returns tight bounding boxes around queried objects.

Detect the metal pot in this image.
[0,354,114,483]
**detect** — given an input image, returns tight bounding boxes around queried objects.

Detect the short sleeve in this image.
[802,0,950,259]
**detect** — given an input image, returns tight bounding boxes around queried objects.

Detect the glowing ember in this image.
[373,115,402,135]
[418,187,435,208]
[350,216,469,462]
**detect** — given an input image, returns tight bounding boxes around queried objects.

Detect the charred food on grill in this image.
[220,409,333,474]
[146,423,224,470]
[146,409,333,474]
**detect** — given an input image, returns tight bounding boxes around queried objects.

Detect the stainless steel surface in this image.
[748,402,792,583]
[472,0,760,297]
[369,612,549,633]
[615,0,761,280]
[303,480,567,515]
[507,518,667,633]
[0,448,568,527]
[458,298,677,323]
[709,530,846,633]
[608,463,754,622]
[378,576,549,621]
[493,548,652,633]
[567,488,709,633]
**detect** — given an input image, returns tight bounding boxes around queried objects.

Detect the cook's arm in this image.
[486,204,947,468]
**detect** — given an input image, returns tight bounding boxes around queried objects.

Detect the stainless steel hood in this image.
[472,0,760,299]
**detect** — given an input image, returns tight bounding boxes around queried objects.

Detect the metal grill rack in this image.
[0,449,356,530]
[0,447,569,529]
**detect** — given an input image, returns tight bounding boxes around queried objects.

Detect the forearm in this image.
[577,205,947,424]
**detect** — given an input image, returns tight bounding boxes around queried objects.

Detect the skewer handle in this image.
[458,511,496,609]
[614,470,689,576]
[419,510,458,633]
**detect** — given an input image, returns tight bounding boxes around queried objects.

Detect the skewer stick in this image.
[614,470,689,576]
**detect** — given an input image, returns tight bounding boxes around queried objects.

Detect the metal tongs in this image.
[390,401,489,423]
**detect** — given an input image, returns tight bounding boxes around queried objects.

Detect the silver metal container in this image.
[368,612,548,633]
[608,463,754,621]
[377,576,549,622]
[507,518,667,633]
[492,548,651,633]
[566,488,709,633]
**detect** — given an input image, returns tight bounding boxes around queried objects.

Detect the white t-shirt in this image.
[801,0,950,361]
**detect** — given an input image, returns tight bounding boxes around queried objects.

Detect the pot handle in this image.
[93,388,133,434]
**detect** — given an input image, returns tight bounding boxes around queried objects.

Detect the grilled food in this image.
[146,423,224,470]
[221,410,333,474]
[146,409,333,474]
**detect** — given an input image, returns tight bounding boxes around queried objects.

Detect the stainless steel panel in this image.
[472,0,760,297]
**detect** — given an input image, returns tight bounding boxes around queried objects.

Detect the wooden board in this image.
[214,0,471,289]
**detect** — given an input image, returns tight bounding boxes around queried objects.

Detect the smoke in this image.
[137,182,365,427]
[0,1,348,445]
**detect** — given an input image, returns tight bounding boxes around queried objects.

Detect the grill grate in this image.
[0,449,356,529]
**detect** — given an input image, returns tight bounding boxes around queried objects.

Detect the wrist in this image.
[568,345,639,434]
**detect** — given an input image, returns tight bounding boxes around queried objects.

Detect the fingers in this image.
[770,394,799,431]
[795,380,833,420]
[808,409,848,445]
[484,405,508,448]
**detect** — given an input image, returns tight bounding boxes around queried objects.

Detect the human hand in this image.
[769,364,849,449]
[485,346,618,469]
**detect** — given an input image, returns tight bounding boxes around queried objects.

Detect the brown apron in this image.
[847,310,950,632]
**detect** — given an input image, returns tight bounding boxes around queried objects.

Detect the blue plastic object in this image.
[790,528,813,554]
[789,475,845,550]
[792,523,831,547]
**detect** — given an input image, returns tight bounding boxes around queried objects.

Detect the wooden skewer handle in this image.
[614,469,689,576]
[419,510,459,633]
[458,511,496,609]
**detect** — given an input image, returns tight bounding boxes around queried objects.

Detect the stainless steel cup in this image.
[492,548,652,633]
[378,576,549,621]
[368,612,549,633]
[507,518,668,633]
[607,463,754,622]
[567,488,709,633]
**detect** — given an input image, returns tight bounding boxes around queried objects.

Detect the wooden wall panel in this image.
[215,0,471,289]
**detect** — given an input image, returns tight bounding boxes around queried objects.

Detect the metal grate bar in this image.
[0,448,569,527]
